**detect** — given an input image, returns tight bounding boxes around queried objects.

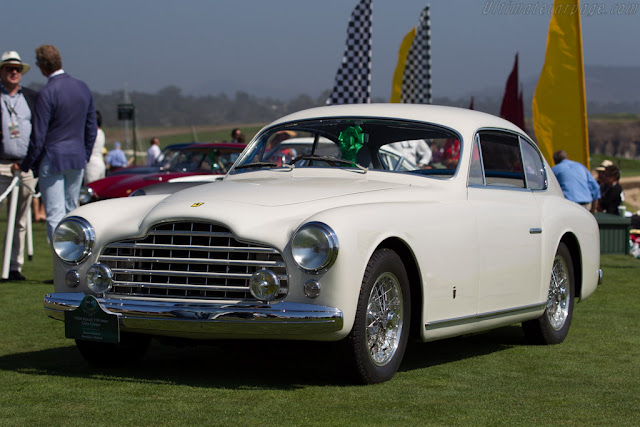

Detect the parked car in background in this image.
[106,142,194,177]
[79,143,244,204]
[129,175,223,197]
[45,104,601,384]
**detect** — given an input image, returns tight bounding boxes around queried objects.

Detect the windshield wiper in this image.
[289,155,368,172]
[234,162,293,171]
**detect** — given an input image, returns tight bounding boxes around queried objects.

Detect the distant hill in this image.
[462,65,640,115]
[25,66,636,130]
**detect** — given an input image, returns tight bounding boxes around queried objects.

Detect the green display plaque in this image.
[64,295,120,343]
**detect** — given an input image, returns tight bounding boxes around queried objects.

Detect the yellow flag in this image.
[390,27,416,103]
[532,0,589,167]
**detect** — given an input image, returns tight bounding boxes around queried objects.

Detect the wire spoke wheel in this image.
[346,248,410,384]
[547,255,570,331]
[366,272,404,366]
[522,242,575,345]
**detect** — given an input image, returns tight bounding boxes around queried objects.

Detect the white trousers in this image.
[0,160,37,272]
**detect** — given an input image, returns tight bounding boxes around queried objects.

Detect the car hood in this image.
[72,170,455,253]
[161,173,410,207]
[137,171,420,248]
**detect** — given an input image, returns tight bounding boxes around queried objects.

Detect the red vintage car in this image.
[79,143,244,203]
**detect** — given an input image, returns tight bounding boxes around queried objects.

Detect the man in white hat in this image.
[0,51,38,281]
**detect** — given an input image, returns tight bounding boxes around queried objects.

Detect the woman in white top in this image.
[84,110,106,184]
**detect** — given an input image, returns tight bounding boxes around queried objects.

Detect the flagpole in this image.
[425,4,432,104]
[574,10,590,167]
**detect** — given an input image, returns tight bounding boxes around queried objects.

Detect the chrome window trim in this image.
[518,135,549,191]
[469,128,549,192]
[232,116,464,180]
[467,133,486,187]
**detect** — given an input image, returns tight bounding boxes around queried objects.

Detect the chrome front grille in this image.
[100,222,288,301]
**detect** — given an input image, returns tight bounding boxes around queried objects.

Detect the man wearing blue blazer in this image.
[21,45,97,243]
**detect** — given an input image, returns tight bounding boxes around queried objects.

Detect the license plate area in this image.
[64,295,120,343]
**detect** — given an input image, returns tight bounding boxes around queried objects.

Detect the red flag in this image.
[500,53,525,130]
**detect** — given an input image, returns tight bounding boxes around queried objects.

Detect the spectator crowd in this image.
[552,150,626,216]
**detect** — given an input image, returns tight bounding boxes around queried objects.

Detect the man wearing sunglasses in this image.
[0,51,38,281]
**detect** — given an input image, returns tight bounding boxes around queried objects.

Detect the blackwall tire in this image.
[346,248,411,384]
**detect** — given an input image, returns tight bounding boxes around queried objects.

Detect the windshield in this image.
[231,118,461,177]
[165,147,241,173]
[156,147,185,169]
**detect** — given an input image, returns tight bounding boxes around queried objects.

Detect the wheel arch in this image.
[560,232,582,299]
[376,237,423,339]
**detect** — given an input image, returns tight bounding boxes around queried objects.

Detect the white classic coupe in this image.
[45,104,601,384]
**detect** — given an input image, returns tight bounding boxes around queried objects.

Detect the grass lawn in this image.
[0,216,638,425]
[146,124,265,147]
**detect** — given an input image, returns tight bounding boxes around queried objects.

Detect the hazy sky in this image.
[6,0,640,100]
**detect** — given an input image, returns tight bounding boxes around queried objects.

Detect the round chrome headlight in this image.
[87,264,113,294]
[78,186,94,205]
[291,222,338,273]
[52,217,95,264]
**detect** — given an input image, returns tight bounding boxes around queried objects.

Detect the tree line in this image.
[25,83,638,129]
[24,83,639,159]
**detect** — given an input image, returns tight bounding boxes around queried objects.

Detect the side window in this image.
[468,135,484,186]
[520,138,547,190]
[477,132,525,188]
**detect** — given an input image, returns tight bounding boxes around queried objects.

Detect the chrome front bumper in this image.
[44,292,344,339]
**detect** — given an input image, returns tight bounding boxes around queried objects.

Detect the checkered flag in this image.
[401,5,432,104]
[326,0,372,105]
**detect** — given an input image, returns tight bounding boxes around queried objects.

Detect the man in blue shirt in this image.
[552,150,600,211]
[105,141,129,173]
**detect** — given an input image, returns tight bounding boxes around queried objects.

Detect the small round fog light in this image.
[87,264,113,294]
[303,280,321,298]
[65,270,80,288]
[249,269,280,302]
